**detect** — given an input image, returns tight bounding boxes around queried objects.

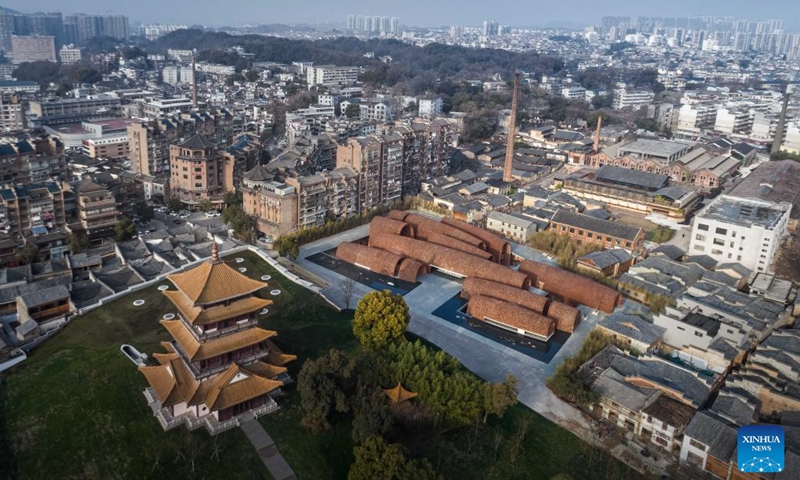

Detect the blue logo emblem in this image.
[738,425,784,473]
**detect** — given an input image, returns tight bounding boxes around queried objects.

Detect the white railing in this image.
[143,389,279,435]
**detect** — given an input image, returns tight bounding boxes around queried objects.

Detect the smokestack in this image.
[192,52,198,108]
[593,115,603,153]
[772,85,791,155]
[503,72,521,183]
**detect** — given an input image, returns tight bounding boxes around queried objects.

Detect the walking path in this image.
[240,418,297,480]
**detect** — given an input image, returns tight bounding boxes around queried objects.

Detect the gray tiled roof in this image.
[599,312,666,346]
[608,353,715,407]
[551,209,642,242]
[578,249,633,270]
[683,411,738,461]
[19,285,70,309]
[596,165,669,191]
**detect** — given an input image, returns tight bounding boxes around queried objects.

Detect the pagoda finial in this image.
[211,241,219,263]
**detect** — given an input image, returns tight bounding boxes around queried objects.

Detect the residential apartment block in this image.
[689,195,791,272]
[0,136,66,185]
[0,182,66,239]
[306,65,360,87]
[169,134,233,208]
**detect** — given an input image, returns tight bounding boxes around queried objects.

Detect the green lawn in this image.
[0,249,639,480]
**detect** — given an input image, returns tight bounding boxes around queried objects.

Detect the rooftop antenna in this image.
[503,71,521,183]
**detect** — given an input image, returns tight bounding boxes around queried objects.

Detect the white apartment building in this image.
[714,108,754,135]
[782,122,800,154]
[0,94,25,130]
[689,195,792,273]
[486,211,537,243]
[59,45,82,65]
[196,63,235,76]
[677,104,717,132]
[162,65,194,86]
[306,66,360,87]
[613,89,654,110]
[418,98,443,119]
[561,86,587,100]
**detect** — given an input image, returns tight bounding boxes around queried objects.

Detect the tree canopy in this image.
[353,291,410,351]
[348,436,442,480]
[297,349,353,432]
[114,218,136,242]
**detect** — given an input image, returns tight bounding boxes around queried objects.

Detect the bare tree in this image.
[509,415,531,465]
[492,432,504,462]
[342,277,356,310]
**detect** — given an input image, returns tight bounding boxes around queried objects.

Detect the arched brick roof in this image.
[440,217,512,265]
[387,210,409,222]
[335,242,403,277]
[370,233,529,289]
[428,233,493,261]
[467,295,555,340]
[369,216,414,238]
[545,300,581,333]
[519,260,621,314]
[461,277,548,314]
[397,258,429,283]
[403,214,487,249]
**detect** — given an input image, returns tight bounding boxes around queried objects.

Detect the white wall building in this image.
[418,98,443,119]
[486,211,537,243]
[306,65,360,87]
[613,89,654,110]
[162,65,194,86]
[689,195,792,272]
[561,86,587,100]
[59,45,82,65]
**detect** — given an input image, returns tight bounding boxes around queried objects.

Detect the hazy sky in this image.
[2,0,798,30]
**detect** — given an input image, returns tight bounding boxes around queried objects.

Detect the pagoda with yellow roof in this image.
[139,243,296,434]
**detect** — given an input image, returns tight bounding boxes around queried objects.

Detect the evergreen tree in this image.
[353,291,410,351]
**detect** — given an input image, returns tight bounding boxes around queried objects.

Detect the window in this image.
[737,255,742,261]
[689,438,707,451]
[569,228,575,234]
[732,231,736,237]
[697,223,709,231]
[677,326,685,331]
[587,232,593,239]
[712,249,723,255]
[695,234,706,241]
[694,331,704,338]
[693,245,705,252]
[715,227,727,235]
[713,238,725,246]
[625,241,632,248]
[578,230,584,235]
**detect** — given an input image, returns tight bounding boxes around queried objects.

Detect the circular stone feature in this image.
[270,289,281,296]
[239,267,247,273]
[235,257,244,263]
[259,308,269,315]
[132,299,145,307]
[157,285,169,291]
[261,275,271,281]
[163,313,175,320]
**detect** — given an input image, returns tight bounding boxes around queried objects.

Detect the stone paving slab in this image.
[241,418,297,480]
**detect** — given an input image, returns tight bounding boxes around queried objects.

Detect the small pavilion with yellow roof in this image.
[139,243,295,434]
